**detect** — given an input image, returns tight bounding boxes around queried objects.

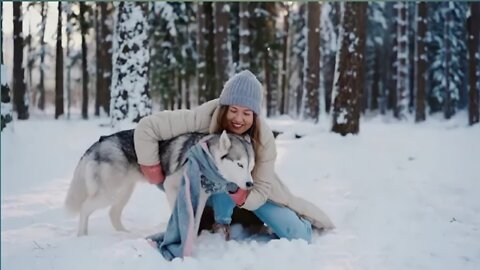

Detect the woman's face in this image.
[225,105,254,135]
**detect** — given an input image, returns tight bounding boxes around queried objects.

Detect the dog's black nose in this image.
[246,182,254,188]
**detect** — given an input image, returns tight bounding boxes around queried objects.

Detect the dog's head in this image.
[208,131,255,191]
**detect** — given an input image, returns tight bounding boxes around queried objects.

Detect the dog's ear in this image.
[219,130,231,152]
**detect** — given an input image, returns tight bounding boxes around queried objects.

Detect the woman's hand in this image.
[140,164,165,184]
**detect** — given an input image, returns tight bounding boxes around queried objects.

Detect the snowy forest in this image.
[2,2,480,269]
[1,1,480,132]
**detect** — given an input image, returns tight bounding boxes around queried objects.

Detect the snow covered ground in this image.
[2,112,479,270]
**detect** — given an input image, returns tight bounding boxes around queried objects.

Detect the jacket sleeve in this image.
[241,129,277,211]
[134,99,218,166]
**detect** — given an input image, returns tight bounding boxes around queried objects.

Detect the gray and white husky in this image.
[65,130,255,236]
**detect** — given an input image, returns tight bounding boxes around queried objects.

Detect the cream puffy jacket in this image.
[134,99,334,229]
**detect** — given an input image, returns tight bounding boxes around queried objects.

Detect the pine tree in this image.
[150,2,176,110]
[111,2,151,126]
[415,2,428,122]
[190,3,217,104]
[95,3,101,116]
[55,2,64,119]
[178,4,197,108]
[196,3,206,105]
[279,3,289,115]
[99,2,113,115]
[238,2,251,71]
[13,2,29,119]
[428,2,468,117]
[407,2,416,112]
[395,2,409,119]
[80,2,89,119]
[1,63,12,130]
[304,2,320,121]
[150,3,196,109]
[289,3,306,116]
[262,3,280,117]
[214,3,232,88]
[25,3,36,103]
[384,2,396,113]
[229,3,240,72]
[248,3,274,115]
[468,3,479,125]
[364,2,387,113]
[64,2,77,119]
[331,2,367,135]
[320,2,340,114]
[37,2,48,111]
[1,3,13,130]
[95,3,113,116]
[204,3,216,102]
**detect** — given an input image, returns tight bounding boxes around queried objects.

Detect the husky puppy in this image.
[65,130,255,236]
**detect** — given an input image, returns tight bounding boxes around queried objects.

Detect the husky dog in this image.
[65,130,255,236]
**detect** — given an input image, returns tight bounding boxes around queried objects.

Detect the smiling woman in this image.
[134,69,334,247]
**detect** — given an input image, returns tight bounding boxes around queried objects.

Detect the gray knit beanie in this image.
[219,70,263,115]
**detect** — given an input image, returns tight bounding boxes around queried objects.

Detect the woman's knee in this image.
[279,218,312,242]
[254,202,313,242]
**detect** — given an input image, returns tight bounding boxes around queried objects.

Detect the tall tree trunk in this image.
[387,3,398,112]
[304,2,320,121]
[177,70,182,109]
[239,2,250,71]
[415,2,427,122]
[295,4,307,116]
[408,2,416,113]
[197,3,206,105]
[38,2,47,111]
[26,17,34,105]
[395,2,408,119]
[214,3,231,90]
[185,10,192,110]
[13,2,29,119]
[55,2,64,119]
[2,3,14,130]
[100,2,112,116]
[80,2,89,119]
[443,2,455,119]
[323,3,340,114]
[110,2,151,126]
[95,3,102,116]
[185,73,191,109]
[204,3,216,101]
[95,2,112,116]
[371,46,381,111]
[331,2,367,135]
[264,50,272,115]
[279,4,289,115]
[468,2,479,125]
[66,3,73,119]
[264,3,277,117]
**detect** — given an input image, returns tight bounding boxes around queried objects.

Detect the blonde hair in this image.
[215,105,262,151]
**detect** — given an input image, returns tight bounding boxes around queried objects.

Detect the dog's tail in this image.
[65,158,88,214]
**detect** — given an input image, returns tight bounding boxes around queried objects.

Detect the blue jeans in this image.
[206,193,312,242]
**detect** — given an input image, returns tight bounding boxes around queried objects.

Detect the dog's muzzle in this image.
[226,181,254,194]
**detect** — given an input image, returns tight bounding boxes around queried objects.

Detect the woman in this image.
[134,70,334,242]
